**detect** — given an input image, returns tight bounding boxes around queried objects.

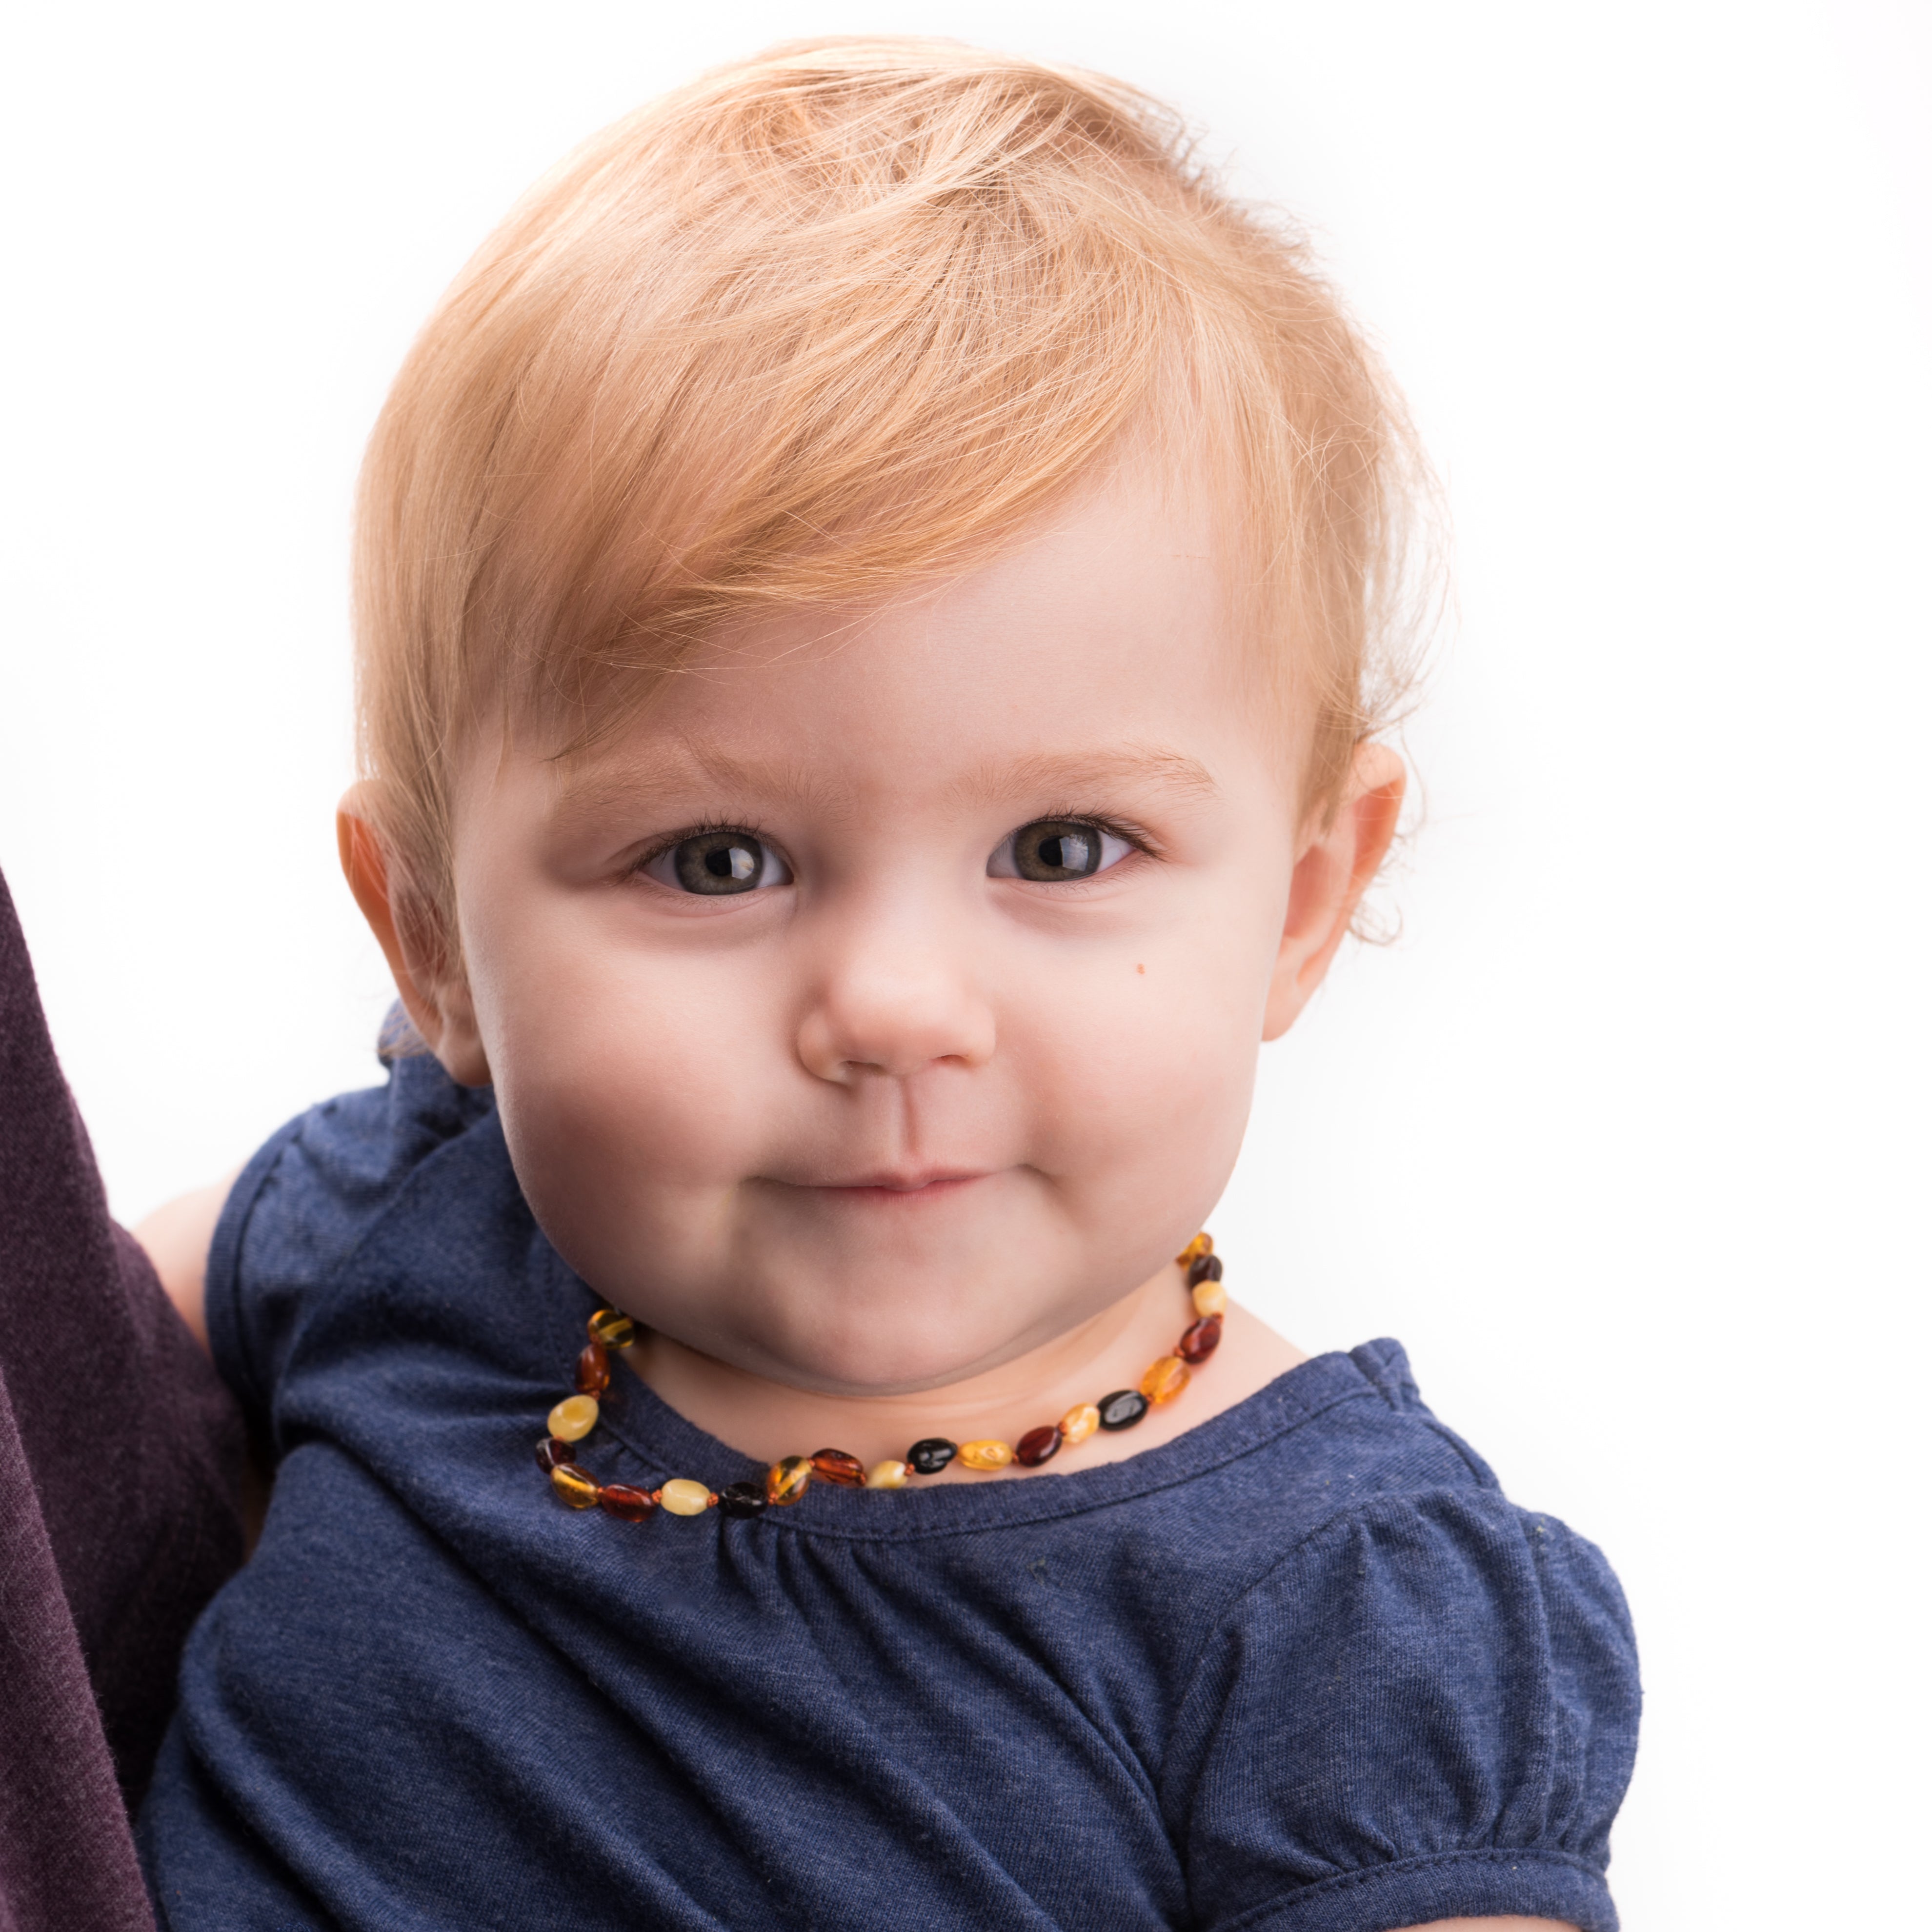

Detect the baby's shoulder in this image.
[206,1038,497,1421]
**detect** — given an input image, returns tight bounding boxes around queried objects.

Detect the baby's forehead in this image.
[505,478,1286,817]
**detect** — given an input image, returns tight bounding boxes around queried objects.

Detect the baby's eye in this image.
[987,819,1134,883]
[642,829,793,895]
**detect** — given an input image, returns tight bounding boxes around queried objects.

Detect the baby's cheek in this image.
[1012,944,1263,1225]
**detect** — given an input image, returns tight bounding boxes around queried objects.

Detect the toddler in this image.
[135,38,1638,1932]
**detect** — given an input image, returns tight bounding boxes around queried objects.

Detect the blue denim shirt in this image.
[139,1050,1639,1931]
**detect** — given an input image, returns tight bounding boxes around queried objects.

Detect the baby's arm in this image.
[132,1168,239,1351]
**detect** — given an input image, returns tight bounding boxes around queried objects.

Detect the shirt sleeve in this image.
[1169,1488,1640,1932]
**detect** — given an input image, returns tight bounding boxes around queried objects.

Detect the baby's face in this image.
[443,470,1356,1395]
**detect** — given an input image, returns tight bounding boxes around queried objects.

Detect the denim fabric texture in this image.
[138,1051,1640,1931]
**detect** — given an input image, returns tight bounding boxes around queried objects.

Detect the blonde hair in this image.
[353,36,1427,957]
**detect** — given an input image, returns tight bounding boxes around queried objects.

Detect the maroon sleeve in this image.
[0,870,245,1932]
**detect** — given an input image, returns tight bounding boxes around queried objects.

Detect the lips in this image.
[813,1168,988,1194]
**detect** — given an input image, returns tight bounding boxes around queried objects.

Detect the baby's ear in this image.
[1262,743,1406,1042]
[336,789,491,1087]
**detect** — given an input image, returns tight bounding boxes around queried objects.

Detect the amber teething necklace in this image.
[535,1234,1228,1524]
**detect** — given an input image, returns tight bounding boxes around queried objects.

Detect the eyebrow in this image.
[950,745,1220,808]
[546,738,1219,831]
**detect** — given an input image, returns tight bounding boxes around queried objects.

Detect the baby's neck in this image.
[626,1264,1307,1480]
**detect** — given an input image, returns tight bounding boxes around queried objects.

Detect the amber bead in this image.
[865,1460,909,1490]
[535,1436,576,1474]
[1177,1315,1224,1364]
[1098,1388,1149,1430]
[767,1456,813,1506]
[1186,1252,1224,1288]
[548,1394,600,1442]
[600,1482,656,1522]
[659,1478,713,1516]
[550,1462,602,1509]
[575,1341,611,1395]
[906,1437,957,1475]
[588,1307,638,1350]
[1191,1280,1228,1318]
[809,1448,866,1489]
[719,1480,767,1519]
[1175,1232,1214,1268]
[1057,1403,1100,1447]
[1141,1355,1190,1405]
[958,1439,1014,1471]
[1015,1425,1060,1467]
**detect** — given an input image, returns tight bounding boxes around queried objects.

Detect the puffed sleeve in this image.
[1168,1489,1639,1932]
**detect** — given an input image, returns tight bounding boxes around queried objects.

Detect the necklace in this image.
[536,1233,1227,1524]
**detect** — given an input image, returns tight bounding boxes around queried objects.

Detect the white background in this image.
[2,2,1927,1923]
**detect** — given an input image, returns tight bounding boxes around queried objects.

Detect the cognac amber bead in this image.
[767,1456,813,1506]
[550,1462,602,1509]
[600,1483,657,1522]
[1186,1252,1224,1288]
[1015,1426,1060,1467]
[1097,1389,1149,1430]
[865,1460,909,1490]
[1175,1232,1214,1268]
[958,1439,1014,1471]
[548,1394,600,1442]
[575,1341,610,1395]
[1191,1280,1228,1318]
[659,1478,713,1516]
[809,1449,866,1489]
[1057,1403,1101,1447]
[1177,1315,1224,1364]
[588,1307,638,1350]
[906,1438,957,1475]
[1141,1355,1190,1405]
[535,1436,576,1474]
[719,1480,768,1519]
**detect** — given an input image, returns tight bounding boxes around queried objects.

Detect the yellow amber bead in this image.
[1141,1355,1190,1405]
[658,1478,713,1516]
[1175,1232,1213,1268]
[548,1394,600,1442]
[1191,1280,1228,1318]
[865,1460,909,1489]
[958,1439,1014,1471]
[588,1307,638,1350]
[550,1462,601,1509]
[1057,1404,1101,1446]
[766,1456,812,1506]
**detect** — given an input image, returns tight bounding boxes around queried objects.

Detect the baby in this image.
[135,38,1638,1932]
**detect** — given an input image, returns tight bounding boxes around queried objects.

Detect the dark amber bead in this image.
[1015,1425,1060,1467]
[1187,1252,1224,1288]
[1097,1389,1149,1431]
[719,1480,768,1519]
[809,1449,866,1488]
[575,1341,611,1395]
[535,1436,576,1473]
[588,1307,638,1350]
[600,1482,656,1522]
[1177,1315,1224,1364]
[766,1456,813,1506]
[907,1437,958,1475]
[1175,1232,1213,1267]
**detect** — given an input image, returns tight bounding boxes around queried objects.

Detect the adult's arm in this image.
[0,869,245,1932]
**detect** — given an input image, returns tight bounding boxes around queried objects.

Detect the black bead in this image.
[906,1437,958,1475]
[1097,1389,1150,1431]
[535,1436,576,1473]
[1187,1252,1224,1287]
[718,1480,768,1520]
